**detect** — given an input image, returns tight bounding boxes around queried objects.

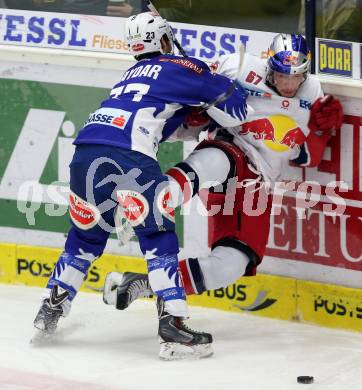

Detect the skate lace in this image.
[127,279,152,302]
[179,319,206,335]
[43,300,63,315]
[35,300,63,329]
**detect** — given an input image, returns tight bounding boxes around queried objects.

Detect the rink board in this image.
[0,242,361,333]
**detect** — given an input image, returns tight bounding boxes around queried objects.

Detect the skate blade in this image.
[159,342,213,361]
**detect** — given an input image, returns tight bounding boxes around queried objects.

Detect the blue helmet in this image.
[267,33,311,75]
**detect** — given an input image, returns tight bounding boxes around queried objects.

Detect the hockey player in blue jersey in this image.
[32,12,249,359]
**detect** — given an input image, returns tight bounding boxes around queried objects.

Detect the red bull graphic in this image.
[240,118,276,141]
[283,55,299,66]
[279,127,305,148]
[239,115,306,152]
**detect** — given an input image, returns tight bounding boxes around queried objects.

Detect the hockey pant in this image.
[44,144,187,317]
[166,140,272,295]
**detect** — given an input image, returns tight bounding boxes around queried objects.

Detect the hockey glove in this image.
[185,107,211,128]
[308,94,344,135]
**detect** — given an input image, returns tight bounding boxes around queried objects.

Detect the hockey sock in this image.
[179,257,206,295]
[44,250,97,315]
[166,162,200,206]
[147,252,188,317]
[179,246,250,294]
[198,246,249,290]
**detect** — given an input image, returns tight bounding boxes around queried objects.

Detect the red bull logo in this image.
[240,118,276,142]
[239,115,306,152]
[279,127,305,148]
[283,55,299,65]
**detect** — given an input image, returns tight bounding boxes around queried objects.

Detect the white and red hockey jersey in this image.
[214,53,324,183]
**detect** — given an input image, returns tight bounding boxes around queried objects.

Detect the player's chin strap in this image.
[143,0,188,57]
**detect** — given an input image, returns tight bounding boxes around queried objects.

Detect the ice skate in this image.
[103,272,153,310]
[31,285,68,343]
[157,297,213,360]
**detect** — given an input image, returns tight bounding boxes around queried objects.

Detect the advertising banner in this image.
[316,38,361,80]
[1,242,361,332]
[0,8,275,60]
[266,114,362,271]
[297,279,362,331]
[1,9,361,79]
[318,39,353,78]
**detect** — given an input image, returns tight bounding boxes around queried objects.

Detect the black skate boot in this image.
[32,285,69,342]
[157,297,213,360]
[103,272,153,310]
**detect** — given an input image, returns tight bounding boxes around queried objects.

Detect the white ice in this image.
[1,284,361,390]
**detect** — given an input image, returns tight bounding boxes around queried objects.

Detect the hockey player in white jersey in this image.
[103,34,343,311]
[32,12,249,360]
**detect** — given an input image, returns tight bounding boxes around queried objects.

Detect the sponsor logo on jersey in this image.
[239,115,306,152]
[69,192,100,230]
[299,99,311,110]
[245,88,272,99]
[84,108,132,129]
[117,190,149,227]
[137,126,150,136]
[281,99,290,109]
[158,58,204,74]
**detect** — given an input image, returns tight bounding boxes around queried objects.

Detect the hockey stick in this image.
[143,0,188,57]
[201,44,245,111]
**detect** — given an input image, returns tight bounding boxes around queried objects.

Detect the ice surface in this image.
[1,284,361,390]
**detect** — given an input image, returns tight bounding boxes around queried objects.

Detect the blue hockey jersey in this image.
[74,55,248,159]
